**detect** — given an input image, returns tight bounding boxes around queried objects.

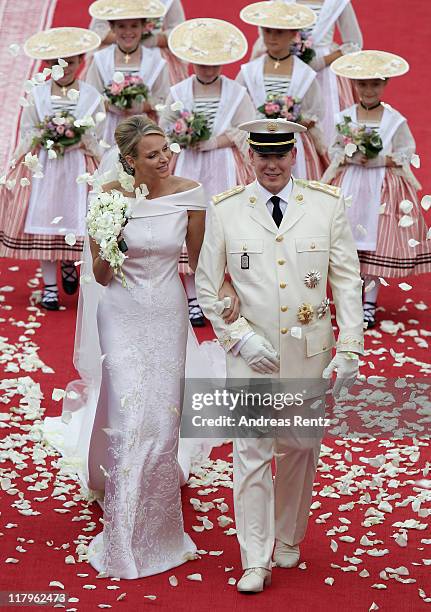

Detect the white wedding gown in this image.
[44,185,225,579]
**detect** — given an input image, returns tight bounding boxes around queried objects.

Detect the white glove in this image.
[340,42,361,55]
[194,136,218,152]
[240,334,280,374]
[322,352,359,399]
[214,296,232,315]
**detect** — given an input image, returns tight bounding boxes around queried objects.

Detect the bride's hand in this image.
[218,279,240,324]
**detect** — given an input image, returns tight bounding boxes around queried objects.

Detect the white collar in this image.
[256,178,294,204]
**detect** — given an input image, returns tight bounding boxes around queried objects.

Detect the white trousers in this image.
[233,431,322,570]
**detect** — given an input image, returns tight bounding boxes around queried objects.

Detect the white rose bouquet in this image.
[86,190,132,286]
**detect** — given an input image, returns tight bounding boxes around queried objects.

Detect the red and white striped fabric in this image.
[333,167,431,278]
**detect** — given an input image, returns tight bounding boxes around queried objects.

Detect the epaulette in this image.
[306,180,341,198]
[212,185,245,204]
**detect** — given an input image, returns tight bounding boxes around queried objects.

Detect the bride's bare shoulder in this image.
[170,177,200,194]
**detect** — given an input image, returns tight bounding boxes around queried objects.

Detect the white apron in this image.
[24,81,101,236]
[337,104,405,250]
[240,55,316,179]
[94,44,166,145]
[171,76,247,199]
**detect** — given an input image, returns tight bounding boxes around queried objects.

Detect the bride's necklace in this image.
[360,100,381,111]
[117,43,140,64]
[267,51,291,70]
[195,75,220,85]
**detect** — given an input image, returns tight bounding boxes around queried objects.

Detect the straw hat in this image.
[24,27,101,60]
[89,0,166,20]
[240,1,316,30]
[331,50,409,79]
[168,18,248,66]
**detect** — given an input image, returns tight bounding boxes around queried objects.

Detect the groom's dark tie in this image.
[270,195,283,227]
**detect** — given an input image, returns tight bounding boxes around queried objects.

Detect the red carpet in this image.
[1,1,430,610]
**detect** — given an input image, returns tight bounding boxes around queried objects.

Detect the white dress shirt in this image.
[231,178,294,355]
[256,178,294,218]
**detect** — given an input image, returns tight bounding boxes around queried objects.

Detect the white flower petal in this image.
[398,282,412,291]
[51,65,64,80]
[345,143,357,157]
[408,238,420,248]
[48,149,57,160]
[51,216,63,225]
[324,577,335,586]
[399,199,413,214]
[168,575,178,587]
[8,43,20,56]
[379,203,386,214]
[58,58,68,67]
[398,215,414,228]
[20,178,31,187]
[49,581,65,589]
[155,103,167,112]
[187,573,202,582]
[65,233,77,246]
[421,195,431,212]
[67,88,80,102]
[112,71,125,84]
[96,111,106,123]
[170,142,181,154]
[170,100,184,112]
[410,153,420,168]
[52,388,65,401]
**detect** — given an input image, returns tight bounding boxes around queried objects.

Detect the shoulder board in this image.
[307,180,341,198]
[212,185,245,204]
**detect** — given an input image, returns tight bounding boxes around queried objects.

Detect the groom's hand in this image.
[240,334,280,374]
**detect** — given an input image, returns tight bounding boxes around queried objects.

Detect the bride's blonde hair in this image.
[115,116,166,174]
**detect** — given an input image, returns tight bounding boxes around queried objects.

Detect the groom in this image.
[195,119,364,593]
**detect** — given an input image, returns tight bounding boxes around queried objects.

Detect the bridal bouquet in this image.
[290,30,315,64]
[86,190,133,286]
[104,75,149,110]
[258,94,302,121]
[336,116,383,159]
[142,17,163,39]
[167,108,211,149]
[31,112,89,157]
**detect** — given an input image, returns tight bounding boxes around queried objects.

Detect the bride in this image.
[44,116,236,579]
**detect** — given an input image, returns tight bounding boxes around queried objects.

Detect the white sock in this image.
[363,275,380,305]
[184,273,197,300]
[40,260,58,288]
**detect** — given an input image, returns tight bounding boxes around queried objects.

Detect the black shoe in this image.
[188,298,205,327]
[363,301,377,329]
[61,261,79,295]
[41,284,59,311]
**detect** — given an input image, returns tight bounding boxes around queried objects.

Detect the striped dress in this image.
[178,97,219,274]
[328,114,431,278]
[0,89,100,261]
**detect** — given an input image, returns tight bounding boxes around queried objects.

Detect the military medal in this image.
[317,298,330,319]
[304,270,322,289]
[241,253,249,269]
[297,303,314,325]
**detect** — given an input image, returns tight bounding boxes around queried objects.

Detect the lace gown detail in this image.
[87,190,203,578]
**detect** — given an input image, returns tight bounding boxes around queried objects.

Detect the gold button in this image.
[310,243,316,250]
[280,328,288,334]
[276,235,283,242]
[280,282,286,288]
[281,306,288,312]
[296,194,304,202]
[278,259,285,265]
[249,196,256,204]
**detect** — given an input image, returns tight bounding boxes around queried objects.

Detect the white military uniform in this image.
[195,177,364,570]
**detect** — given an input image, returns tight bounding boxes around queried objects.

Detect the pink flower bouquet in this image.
[31,112,88,157]
[258,94,302,121]
[167,109,211,149]
[104,75,149,110]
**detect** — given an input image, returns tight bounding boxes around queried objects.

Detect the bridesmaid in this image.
[322,51,431,327]
[0,28,104,310]
[160,18,255,327]
[251,0,363,147]
[89,0,188,84]
[86,0,170,146]
[238,1,328,181]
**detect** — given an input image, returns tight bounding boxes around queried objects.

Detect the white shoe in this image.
[273,540,300,568]
[237,567,271,593]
